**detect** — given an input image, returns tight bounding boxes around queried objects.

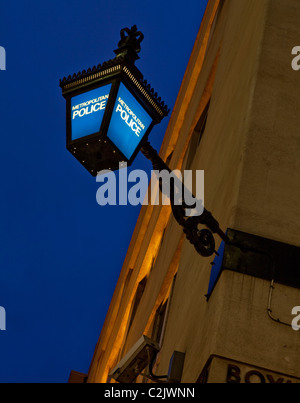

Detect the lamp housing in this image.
[60,27,169,176]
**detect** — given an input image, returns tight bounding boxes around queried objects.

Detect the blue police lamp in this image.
[60,26,229,257]
[60,25,169,176]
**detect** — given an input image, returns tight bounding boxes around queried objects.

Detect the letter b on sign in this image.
[226,365,241,383]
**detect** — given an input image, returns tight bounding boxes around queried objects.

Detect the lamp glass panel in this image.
[71,84,112,140]
[107,83,152,160]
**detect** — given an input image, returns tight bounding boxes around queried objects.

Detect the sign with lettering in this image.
[107,83,152,160]
[71,84,112,141]
[198,356,300,384]
[60,39,169,175]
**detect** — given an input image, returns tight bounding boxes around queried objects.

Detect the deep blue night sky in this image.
[0,0,208,383]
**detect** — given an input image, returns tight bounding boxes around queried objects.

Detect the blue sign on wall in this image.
[207,241,225,298]
[107,83,152,160]
[71,84,112,140]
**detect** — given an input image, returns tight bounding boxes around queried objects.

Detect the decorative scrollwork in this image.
[170,201,216,257]
[141,140,229,257]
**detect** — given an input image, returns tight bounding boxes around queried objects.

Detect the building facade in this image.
[71,0,300,383]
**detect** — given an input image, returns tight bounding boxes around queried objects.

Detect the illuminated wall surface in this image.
[107,83,152,160]
[71,84,112,140]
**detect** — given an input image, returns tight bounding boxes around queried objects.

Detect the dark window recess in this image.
[151,300,168,344]
[186,101,210,169]
[128,276,148,331]
[116,269,133,318]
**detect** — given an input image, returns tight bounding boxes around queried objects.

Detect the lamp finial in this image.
[114,25,144,63]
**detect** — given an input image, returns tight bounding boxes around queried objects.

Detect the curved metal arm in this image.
[140,140,229,257]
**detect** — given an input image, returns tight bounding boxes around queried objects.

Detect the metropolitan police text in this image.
[72,95,109,118]
[72,95,146,138]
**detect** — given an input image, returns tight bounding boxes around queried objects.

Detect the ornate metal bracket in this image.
[141,140,229,257]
